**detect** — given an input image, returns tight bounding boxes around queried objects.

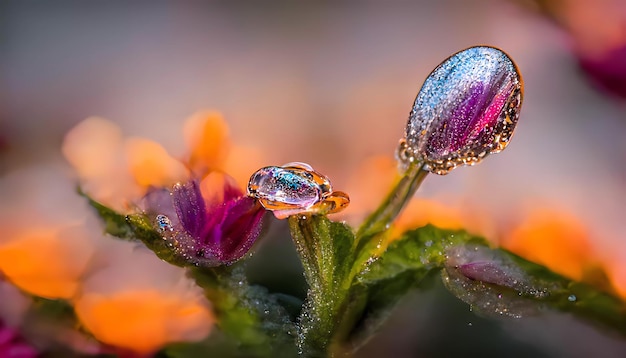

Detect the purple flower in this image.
[0,323,38,358]
[398,46,523,174]
[143,175,267,267]
[578,45,626,100]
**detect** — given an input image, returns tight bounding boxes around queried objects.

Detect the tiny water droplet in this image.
[156,214,173,232]
[568,294,577,302]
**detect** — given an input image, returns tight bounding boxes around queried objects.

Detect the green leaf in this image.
[359,225,483,284]
[83,193,190,266]
[345,226,477,346]
[187,264,298,357]
[504,251,626,333]
[354,225,626,343]
[125,213,190,266]
[84,194,135,239]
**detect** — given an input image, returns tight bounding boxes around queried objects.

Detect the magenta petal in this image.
[172,180,208,239]
[215,196,266,263]
[579,45,626,100]
[197,196,265,265]
[220,174,245,204]
[0,327,16,346]
[4,344,39,358]
[168,190,266,266]
[0,324,38,358]
[165,179,267,267]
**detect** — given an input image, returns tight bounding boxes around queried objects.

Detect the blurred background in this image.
[2,0,626,356]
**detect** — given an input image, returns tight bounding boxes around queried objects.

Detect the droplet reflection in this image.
[247,162,349,218]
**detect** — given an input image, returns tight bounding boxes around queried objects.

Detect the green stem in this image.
[355,162,428,248]
[288,162,430,356]
[288,216,360,356]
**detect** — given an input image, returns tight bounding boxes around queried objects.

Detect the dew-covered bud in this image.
[442,244,544,319]
[398,46,523,175]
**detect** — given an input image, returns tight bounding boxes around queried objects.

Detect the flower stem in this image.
[355,161,428,244]
[288,215,364,356]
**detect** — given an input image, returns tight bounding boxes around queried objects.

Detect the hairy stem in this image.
[355,162,428,247]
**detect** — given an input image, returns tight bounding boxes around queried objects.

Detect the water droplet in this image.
[156,214,173,232]
[568,294,577,302]
[247,162,349,217]
[399,46,523,175]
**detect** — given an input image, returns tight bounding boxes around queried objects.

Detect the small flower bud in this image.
[398,46,523,174]
[442,244,544,318]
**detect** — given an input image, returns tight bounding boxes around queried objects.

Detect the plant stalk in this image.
[355,162,428,245]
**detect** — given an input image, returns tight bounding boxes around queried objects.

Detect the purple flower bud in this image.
[398,46,523,174]
[442,245,544,318]
[446,245,531,292]
[144,177,267,267]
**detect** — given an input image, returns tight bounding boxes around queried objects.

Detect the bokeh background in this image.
[2,0,626,357]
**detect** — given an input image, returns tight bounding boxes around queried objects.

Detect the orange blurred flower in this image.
[606,258,626,300]
[501,207,597,282]
[183,111,231,176]
[62,111,262,212]
[73,240,213,353]
[0,226,95,299]
[391,198,493,242]
[75,290,211,354]
[0,161,216,352]
[0,165,100,299]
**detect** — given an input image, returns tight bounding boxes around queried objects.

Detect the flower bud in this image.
[398,46,523,174]
[442,244,543,318]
